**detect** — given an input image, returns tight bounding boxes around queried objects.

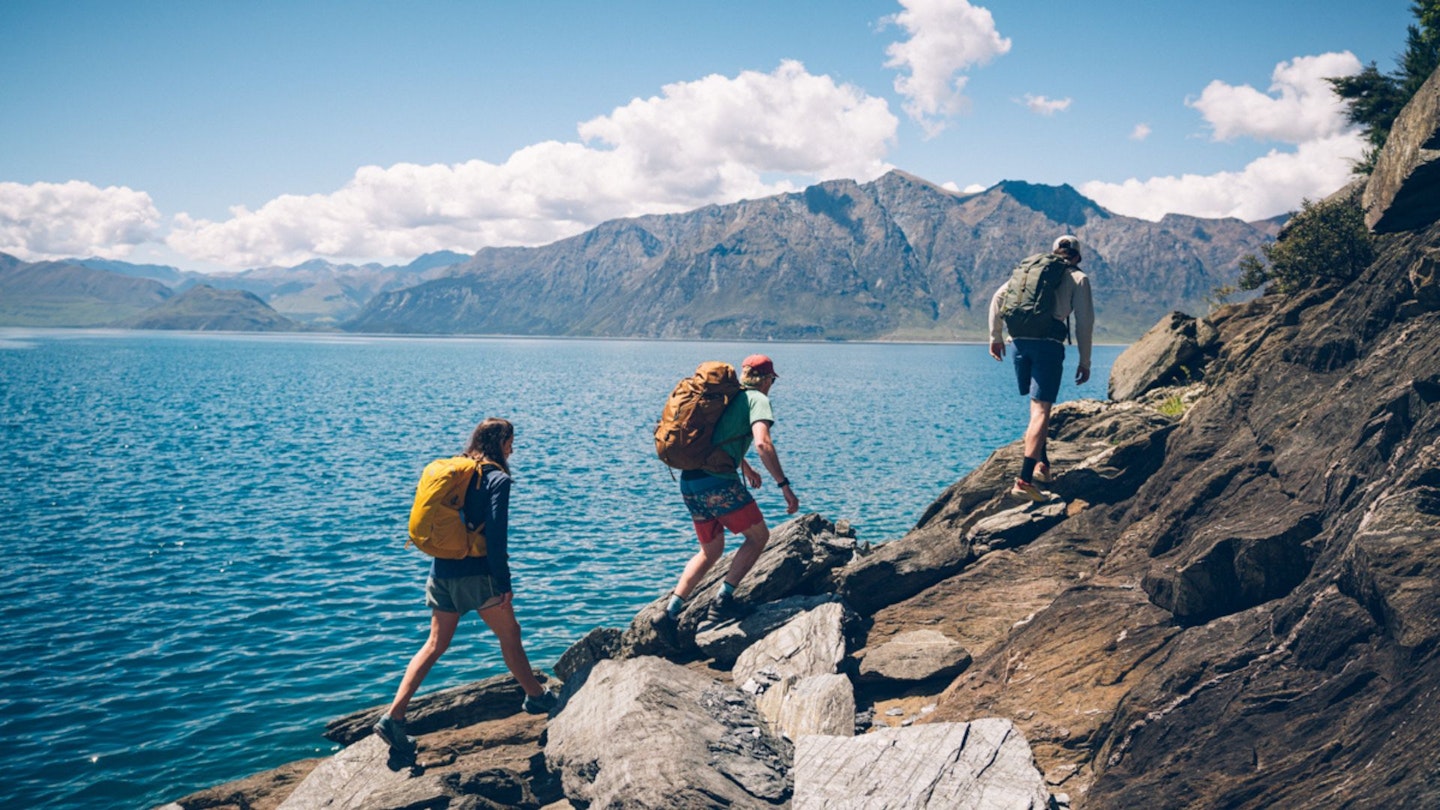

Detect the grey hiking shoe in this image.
[705,590,743,623]
[372,714,415,755]
[522,688,558,715]
[1034,462,1052,484]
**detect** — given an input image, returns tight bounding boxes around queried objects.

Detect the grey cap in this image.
[1052,234,1081,254]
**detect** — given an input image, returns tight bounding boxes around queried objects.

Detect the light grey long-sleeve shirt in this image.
[988,261,1095,368]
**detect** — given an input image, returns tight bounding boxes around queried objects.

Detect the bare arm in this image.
[988,284,1007,361]
[751,420,799,514]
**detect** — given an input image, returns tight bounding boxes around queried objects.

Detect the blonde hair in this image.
[741,369,774,387]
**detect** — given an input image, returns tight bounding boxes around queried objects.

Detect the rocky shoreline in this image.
[160,66,1440,810]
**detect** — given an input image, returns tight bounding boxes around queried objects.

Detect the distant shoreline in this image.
[0,325,1132,349]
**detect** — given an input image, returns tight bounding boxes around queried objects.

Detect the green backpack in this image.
[999,252,1070,342]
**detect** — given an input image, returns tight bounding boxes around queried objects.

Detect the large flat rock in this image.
[544,656,791,809]
[792,719,1052,809]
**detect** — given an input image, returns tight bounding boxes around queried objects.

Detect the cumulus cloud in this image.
[1189,52,1362,143]
[1130,123,1152,141]
[1083,52,1367,222]
[168,60,897,268]
[1020,94,1071,116]
[0,181,161,261]
[883,0,1010,135]
[1080,132,1365,221]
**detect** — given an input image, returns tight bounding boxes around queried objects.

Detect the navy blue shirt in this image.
[430,465,512,592]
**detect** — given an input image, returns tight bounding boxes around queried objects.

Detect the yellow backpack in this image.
[406,457,499,559]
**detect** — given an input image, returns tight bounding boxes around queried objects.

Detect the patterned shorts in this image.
[681,473,764,544]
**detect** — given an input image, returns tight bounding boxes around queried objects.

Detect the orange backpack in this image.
[654,361,742,472]
[406,457,499,559]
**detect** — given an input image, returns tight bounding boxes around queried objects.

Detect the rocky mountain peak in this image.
[990,179,1111,227]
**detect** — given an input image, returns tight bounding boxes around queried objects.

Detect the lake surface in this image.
[0,329,1120,808]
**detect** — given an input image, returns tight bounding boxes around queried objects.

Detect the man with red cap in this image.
[662,353,801,624]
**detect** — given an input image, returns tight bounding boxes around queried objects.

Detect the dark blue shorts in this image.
[1012,338,1064,403]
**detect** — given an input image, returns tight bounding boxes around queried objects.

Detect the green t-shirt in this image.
[707,388,775,479]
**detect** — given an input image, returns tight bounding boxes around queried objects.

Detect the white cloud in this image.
[1130,123,1152,141]
[1020,94,1071,116]
[1189,52,1362,143]
[1080,132,1365,221]
[0,181,161,261]
[883,0,1011,135]
[167,61,898,268]
[1084,53,1368,222]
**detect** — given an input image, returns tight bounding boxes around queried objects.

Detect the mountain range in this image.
[1,172,1282,340]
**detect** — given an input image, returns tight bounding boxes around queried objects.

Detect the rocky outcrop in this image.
[1106,311,1218,401]
[1364,64,1440,233]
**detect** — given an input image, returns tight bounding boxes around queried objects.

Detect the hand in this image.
[989,341,1006,361]
[1076,364,1091,385]
[782,485,800,514]
[743,464,762,488]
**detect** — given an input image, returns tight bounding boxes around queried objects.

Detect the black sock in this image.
[1040,447,1050,467]
[1021,456,1038,483]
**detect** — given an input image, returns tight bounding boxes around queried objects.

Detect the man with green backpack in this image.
[987,234,1095,502]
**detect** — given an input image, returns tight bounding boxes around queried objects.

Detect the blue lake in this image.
[0,329,1120,808]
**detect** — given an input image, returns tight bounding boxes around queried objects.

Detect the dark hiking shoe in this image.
[706,590,744,623]
[372,714,416,755]
[653,610,680,648]
[522,688,558,715]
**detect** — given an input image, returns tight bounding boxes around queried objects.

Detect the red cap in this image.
[743,354,778,378]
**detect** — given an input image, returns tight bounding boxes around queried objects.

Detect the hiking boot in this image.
[522,688,558,715]
[1010,479,1048,503]
[705,590,743,623]
[1034,462,1052,484]
[653,610,680,647]
[372,714,415,755]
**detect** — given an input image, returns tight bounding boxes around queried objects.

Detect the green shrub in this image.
[1236,193,1375,295]
[1329,0,1440,174]
[1157,395,1187,418]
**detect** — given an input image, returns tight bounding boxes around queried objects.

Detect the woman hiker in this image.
[373,417,556,757]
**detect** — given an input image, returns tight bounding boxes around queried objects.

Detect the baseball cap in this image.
[742,354,778,378]
[1052,235,1081,255]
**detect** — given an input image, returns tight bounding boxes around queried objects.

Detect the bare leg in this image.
[385,609,461,720]
[673,537,725,600]
[1023,399,1054,464]
[722,519,771,588]
[479,599,545,697]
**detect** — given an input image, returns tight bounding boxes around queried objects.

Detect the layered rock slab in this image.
[792,719,1051,810]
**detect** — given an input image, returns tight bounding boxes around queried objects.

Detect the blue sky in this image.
[0,0,1416,272]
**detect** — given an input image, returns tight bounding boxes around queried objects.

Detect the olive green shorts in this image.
[425,574,505,614]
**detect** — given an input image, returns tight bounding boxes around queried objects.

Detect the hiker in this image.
[988,234,1095,502]
[373,417,555,757]
[662,354,800,625]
